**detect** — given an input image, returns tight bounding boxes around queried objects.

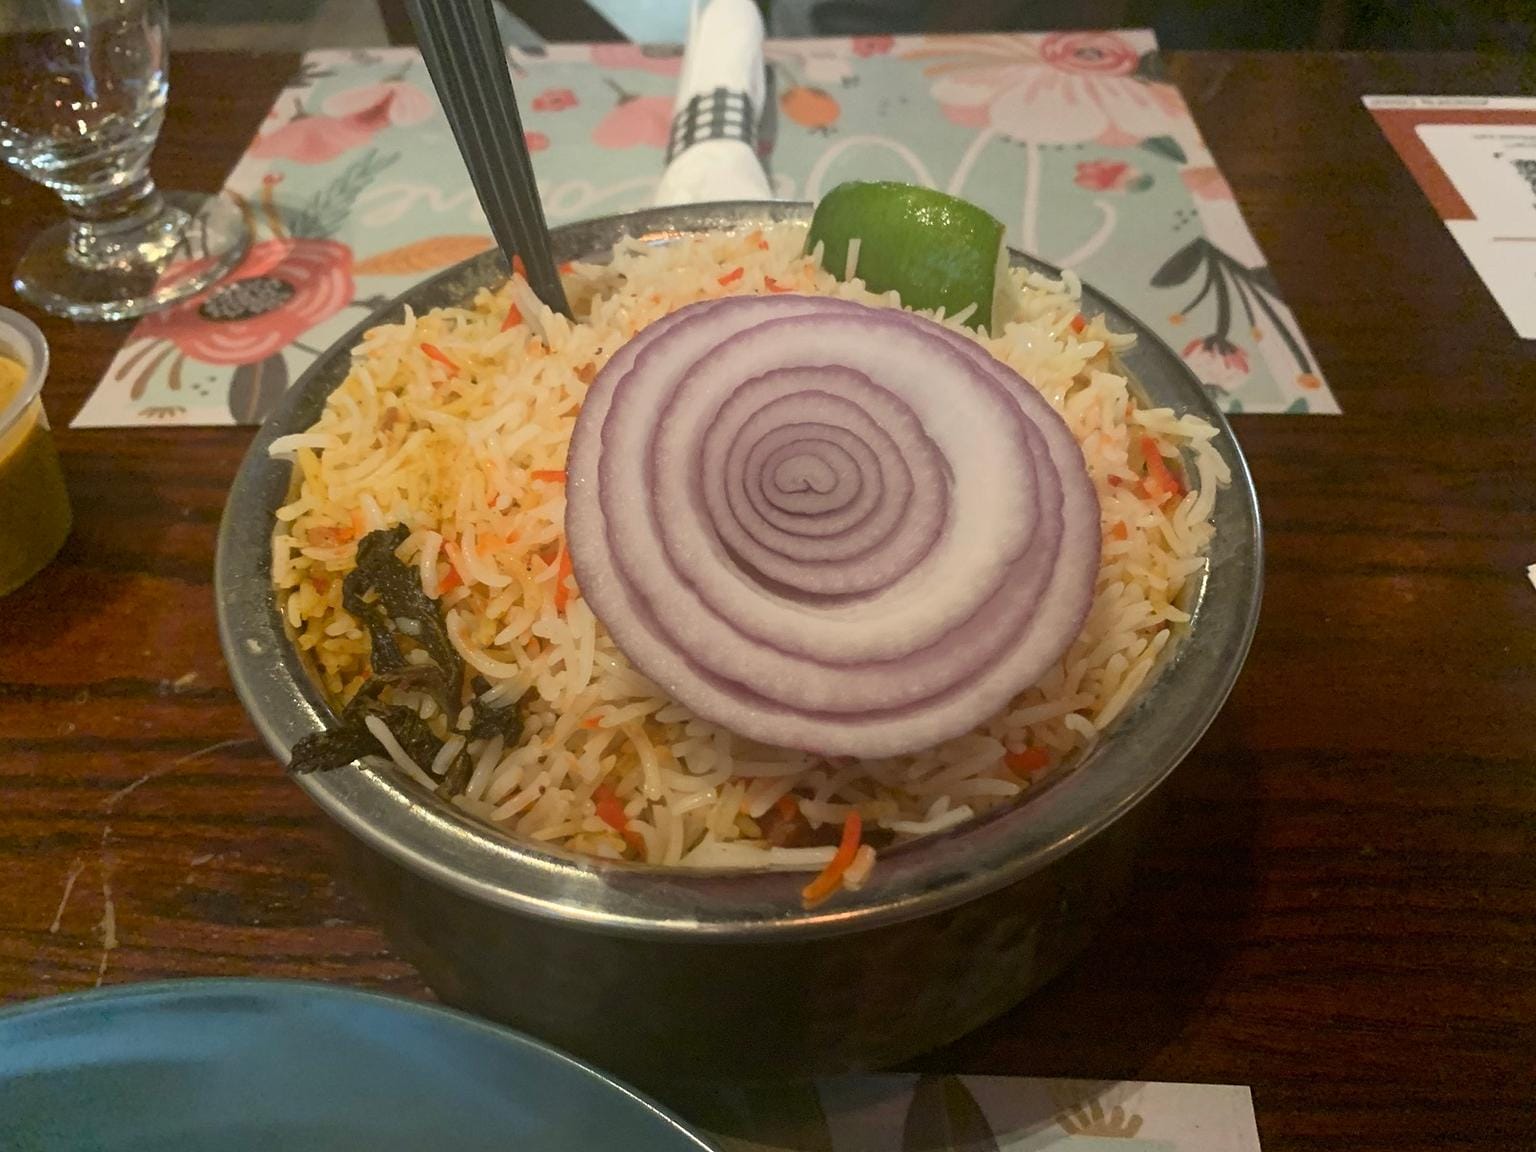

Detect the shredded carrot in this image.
[775,794,799,820]
[553,548,574,614]
[312,577,330,596]
[581,716,602,730]
[801,809,863,907]
[512,254,527,278]
[437,565,463,595]
[1070,313,1087,334]
[593,784,627,829]
[747,229,769,250]
[1110,522,1128,541]
[1140,436,1183,502]
[530,469,566,483]
[1005,747,1050,774]
[500,302,523,331]
[504,530,519,546]
[421,342,459,375]
[718,266,745,286]
[764,276,793,293]
[559,261,573,274]
[481,459,501,497]
[593,784,646,853]
[307,524,348,547]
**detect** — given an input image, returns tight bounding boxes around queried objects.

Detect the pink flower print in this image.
[137,239,355,365]
[940,101,990,128]
[249,109,376,164]
[592,82,673,149]
[249,82,433,164]
[1038,32,1139,76]
[1074,159,1151,192]
[532,87,578,112]
[525,130,550,153]
[852,35,895,57]
[1075,160,1131,191]
[322,81,435,127]
[909,32,1186,146]
[802,53,856,87]
[1182,336,1250,390]
[591,43,683,76]
[1180,166,1236,201]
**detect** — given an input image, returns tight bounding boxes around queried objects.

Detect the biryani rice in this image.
[271,223,1228,873]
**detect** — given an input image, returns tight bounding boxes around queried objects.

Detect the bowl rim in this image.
[215,201,1263,941]
[0,304,51,437]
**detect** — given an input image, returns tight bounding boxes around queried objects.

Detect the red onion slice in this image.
[565,295,1099,757]
[709,376,947,597]
[746,423,881,531]
[649,312,1041,659]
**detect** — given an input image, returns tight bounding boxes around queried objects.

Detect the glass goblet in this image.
[0,0,249,321]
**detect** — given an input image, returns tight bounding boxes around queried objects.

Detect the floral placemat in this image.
[74,31,1336,428]
[696,1074,1262,1152]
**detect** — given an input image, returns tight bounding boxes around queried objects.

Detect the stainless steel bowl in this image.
[216,202,1261,1085]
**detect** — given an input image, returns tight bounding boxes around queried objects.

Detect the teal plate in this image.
[0,979,718,1152]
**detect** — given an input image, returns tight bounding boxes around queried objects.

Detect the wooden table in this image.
[2,50,1532,1152]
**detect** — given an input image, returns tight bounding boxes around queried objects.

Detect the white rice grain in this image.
[274,222,1224,886]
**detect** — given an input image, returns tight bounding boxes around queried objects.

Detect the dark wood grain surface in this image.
[1,51,1532,1152]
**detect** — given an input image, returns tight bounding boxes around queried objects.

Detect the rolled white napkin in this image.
[653,0,773,205]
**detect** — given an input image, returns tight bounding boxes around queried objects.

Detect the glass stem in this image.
[62,170,178,271]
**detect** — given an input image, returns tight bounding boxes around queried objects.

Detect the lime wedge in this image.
[805,182,1013,332]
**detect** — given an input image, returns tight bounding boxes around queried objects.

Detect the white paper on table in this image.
[1418,122,1536,338]
[1364,95,1536,339]
[705,1076,1263,1152]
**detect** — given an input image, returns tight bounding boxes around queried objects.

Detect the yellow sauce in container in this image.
[0,332,72,597]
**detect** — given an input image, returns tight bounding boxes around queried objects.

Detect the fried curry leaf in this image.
[369,661,453,706]
[436,748,475,800]
[469,692,528,745]
[290,678,448,776]
[436,681,529,800]
[343,525,462,699]
[288,527,532,802]
[373,705,444,768]
[288,725,380,775]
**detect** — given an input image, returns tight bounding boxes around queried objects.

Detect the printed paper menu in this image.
[1365,95,1536,338]
[700,1075,1263,1152]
